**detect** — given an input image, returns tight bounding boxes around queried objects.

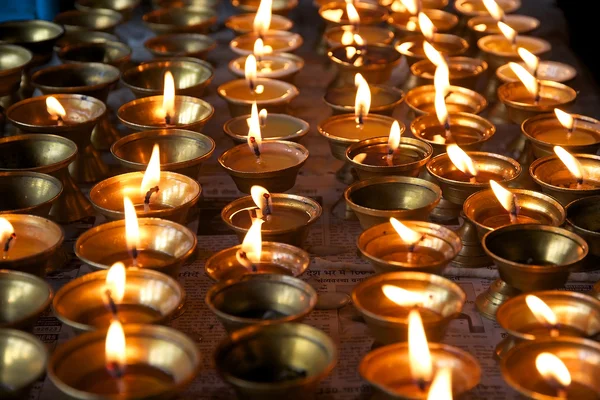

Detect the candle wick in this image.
[386,148,394,166]
[106,360,126,394]
[416,378,429,393]
[469,176,477,184]
[262,193,272,217]
[236,250,258,272]
[509,195,520,224]
[144,186,160,208]
[131,246,138,267]
[443,120,452,142]
[165,113,171,126]
[103,289,119,319]
[534,80,541,105]
[3,232,15,254]
[443,91,454,100]
[249,136,261,158]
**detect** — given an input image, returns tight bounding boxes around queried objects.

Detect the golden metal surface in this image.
[495,290,600,359]
[221,193,322,247]
[389,9,458,36]
[142,7,217,35]
[205,242,310,282]
[530,154,600,206]
[357,221,462,275]
[328,44,403,87]
[90,171,201,223]
[215,323,337,399]
[0,44,32,97]
[405,84,487,118]
[324,85,404,116]
[223,113,309,144]
[483,224,586,294]
[0,20,64,66]
[122,59,213,98]
[410,57,488,91]
[0,134,93,223]
[117,95,214,132]
[58,40,132,71]
[54,9,123,33]
[53,268,185,333]
[226,13,293,35]
[396,34,469,66]
[0,214,64,277]
[346,137,432,180]
[427,151,521,206]
[323,25,394,48]
[111,128,215,179]
[565,196,600,271]
[152,0,221,9]
[501,337,600,400]
[217,77,299,117]
[454,0,520,17]
[228,53,304,83]
[7,94,108,184]
[522,113,600,158]
[75,218,197,277]
[360,341,480,399]
[75,0,141,20]
[54,31,118,52]
[496,60,577,84]
[477,34,550,71]
[48,324,200,400]
[0,270,52,329]
[467,15,539,39]
[218,141,309,193]
[206,274,317,332]
[0,329,47,398]
[352,271,465,344]
[319,1,388,26]
[498,80,576,124]
[345,176,442,230]
[144,33,217,60]
[230,31,303,56]
[0,172,62,217]
[233,0,298,15]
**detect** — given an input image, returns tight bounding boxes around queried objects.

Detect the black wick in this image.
[237,251,258,272]
[144,186,160,205]
[262,193,272,216]
[250,136,261,157]
[4,233,16,252]
[104,289,119,319]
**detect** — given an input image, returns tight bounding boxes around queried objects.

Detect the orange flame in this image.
[106,262,126,303]
[390,217,422,245]
[423,41,445,67]
[0,218,15,253]
[427,368,453,400]
[498,21,517,43]
[254,38,273,58]
[382,284,425,308]
[508,62,539,98]
[346,1,360,25]
[554,146,584,184]
[259,108,268,126]
[253,0,272,36]
[105,320,126,371]
[247,102,263,155]
[355,73,371,126]
[418,12,435,41]
[518,47,540,76]
[46,96,67,120]
[434,61,450,128]
[489,180,519,215]
[409,309,432,386]
[554,109,575,131]
[250,185,271,217]
[387,121,402,153]
[236,218,264,267]
[140,144,160,198]
[536,353,571,389]
[123,196,140,256]
[447,144,478,177]
[162,71,175,119]
[482,0,504,21]
[525,294,558,326]
[399,0,419,14]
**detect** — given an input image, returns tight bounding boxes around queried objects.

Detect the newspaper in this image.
[26,0,600,399]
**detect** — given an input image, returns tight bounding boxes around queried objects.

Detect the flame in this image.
[341,29,354,46]
[498,21,517,43]
[536,353,572,389]
[46,96,67,119]
[240,218,263,264]
[140,144,160,197]
[123,196,140,255]
[253,0,272,36]
[432,135,446,144]
[554,109,575,131]
[447,144,478,177]
[489,180,519,216]
[388,121,402,153]
[162,72,175,118]
[247,102,263,155]
[355,73,371,124]
[400,0,419,15]
[322,9,344,23]
[382,284,425,307]
[259,108,267,126]
[106,262,126,303]
[353,34,365,46]
[508,62,539,98]
[427,368,452,400]
[554,146,584,183]
[0,218,14,249]
[390,217,422,245]
[346,2,360,25]
[254,38,273,58]
[105,320,126,370]
[409,309,432,385]
[525,294,558,326]
[482,0,504,21]
[434,61,450,127]
[245,54,258,91]
[418,12,435,41]
[423,41,445,67]
[518,47,540,75]
[251,185,271,216]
